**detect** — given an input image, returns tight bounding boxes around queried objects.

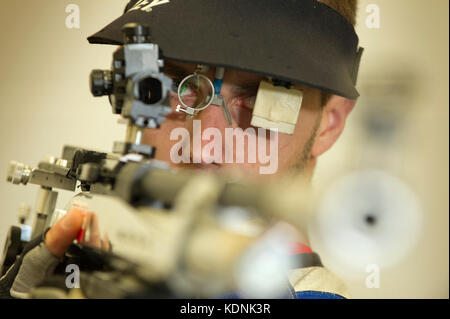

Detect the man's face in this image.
[143,60,324,178]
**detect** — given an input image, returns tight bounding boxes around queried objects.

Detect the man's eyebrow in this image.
[162,62,192,77]
[228,70,266,94]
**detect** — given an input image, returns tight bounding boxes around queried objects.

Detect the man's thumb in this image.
[45,208,85,257]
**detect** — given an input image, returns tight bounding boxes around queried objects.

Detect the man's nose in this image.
[198,103,229,133]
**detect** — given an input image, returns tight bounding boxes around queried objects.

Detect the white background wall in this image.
[0,0,448,298]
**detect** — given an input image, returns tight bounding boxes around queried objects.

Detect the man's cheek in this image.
[143,127,159,145]
[143,120,183,145]
[257,129,279,175]
[278,136,293,153]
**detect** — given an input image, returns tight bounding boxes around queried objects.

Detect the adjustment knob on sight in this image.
[7,161,31,185]
[122,23,151,44]
[90,70,113,97]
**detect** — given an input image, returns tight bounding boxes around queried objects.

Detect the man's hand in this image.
[0,208,85,298]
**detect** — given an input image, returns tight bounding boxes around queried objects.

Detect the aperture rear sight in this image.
[90,23,173,158]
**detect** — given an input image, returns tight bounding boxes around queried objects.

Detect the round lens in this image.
[178,74,214,110]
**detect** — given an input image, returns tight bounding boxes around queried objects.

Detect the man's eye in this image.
[230,84,259,107]
[242,95,256,110]
[231,94,257,110]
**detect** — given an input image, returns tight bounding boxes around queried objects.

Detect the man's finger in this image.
[45,208,85,257]
[86,212,102,249]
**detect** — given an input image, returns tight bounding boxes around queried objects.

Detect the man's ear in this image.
[311,95,356,158]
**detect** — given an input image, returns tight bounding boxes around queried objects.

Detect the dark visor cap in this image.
[88,0,364,99]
